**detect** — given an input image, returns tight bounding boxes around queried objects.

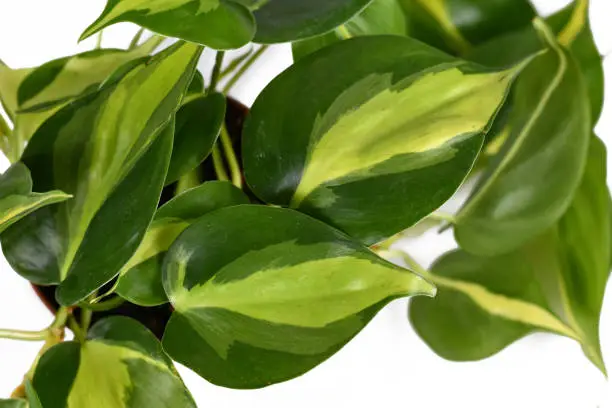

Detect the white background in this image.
[1,0,612,407]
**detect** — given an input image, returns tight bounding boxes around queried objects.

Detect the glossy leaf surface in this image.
[1,42,201,305]
[292,0,407,61]
[33,317,196,408]
[162,205,434,388]
[455,22,590,256]
[0,163,70,234]
[399,0,536,55]
[81,0,256,50]
[411,137,610,373]
[240,0,375,43]
[165,93,226,185]
[244,35,526,245]
[116,182,249,306]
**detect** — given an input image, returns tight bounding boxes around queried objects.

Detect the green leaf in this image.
[244,35,527,246]
[0,60,32,121]
[81,0,256,50]
[24,379,43,408]
[292,0,408,61]
[116,181,249,306]
[33,316,196,408]
[242,0,375,44]
[161,205,434,389]
[165,93,226,185]
[0,400,26,408]
[17,36,163,112]
[398,0,536,55]
[0,37,163,162]
[455,21,591,256]
[411,137,610,374]
[469,0,604,124]
[0,163,71,234]
[1,42,202,305]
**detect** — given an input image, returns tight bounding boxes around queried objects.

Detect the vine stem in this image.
[222,45,269,94]
[208,51,225,95]
[95,31,104,49]
[81,296,125,312]
[219,124,242,188]
[129,28,145,50]
[10,307,70,398]
[212,146,230,181]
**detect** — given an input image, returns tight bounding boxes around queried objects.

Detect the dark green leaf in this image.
[411,137,610,373]
[292,0,407,61]
[162,205,434,389]
[115,181,249,306]
[165,93,226,185]
[1,42,202,304]
[244,35,527,245]
[239,0,375,43]
[33,316,196,408]
[455,21,591,256]
[81,0,256,50]
[399,0,536,55]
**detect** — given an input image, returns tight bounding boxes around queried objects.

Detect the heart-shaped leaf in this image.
[1,42,202,305]
[161,205,434,388]
[244,35,528,245]
[411,137,610,373]
[116,181,249,306]
[81,0,256,50]
[0,163,70,234]
[399,0,536,55]
[455,21,591,256]
[292,0,407,61]
[33,317,196,408]
[165,93,226,185]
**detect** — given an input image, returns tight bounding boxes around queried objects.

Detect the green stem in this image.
[129,28,145,50]
[218,48,254,82]
[212,145,230,181]
[428,211,456,224]
[140,34,166,53]
[0,328,48,342]
[68,316,86,344]
[82,296,125,312]
[223,45,269,94]
[208,51,225,95]
[96,31,104,49]
[220,124,242,188]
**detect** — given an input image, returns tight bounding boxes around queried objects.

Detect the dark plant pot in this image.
[32,97,250,340]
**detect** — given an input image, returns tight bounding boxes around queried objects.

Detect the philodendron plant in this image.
[0,0,608,405]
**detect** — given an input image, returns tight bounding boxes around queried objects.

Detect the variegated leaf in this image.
[411,137,610,374]
[0,163,70,234]
[116,181,249,306]
[33,317,196,408]
[1,42,202,305]
[161,205,435,388]
[244,35,528,246]
[398,0,536,55]
[0,37,163,161]
[455,21,590,256]
[292,0,407,61]
[81,0,256,50]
